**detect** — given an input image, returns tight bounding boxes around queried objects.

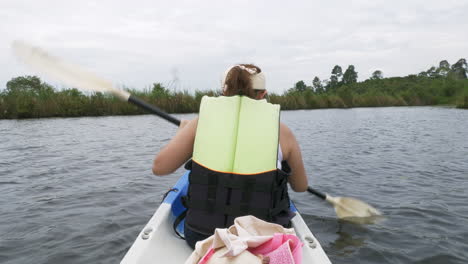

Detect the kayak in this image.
[121,171,332,263]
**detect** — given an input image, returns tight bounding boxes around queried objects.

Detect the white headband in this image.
[221,65,266,92]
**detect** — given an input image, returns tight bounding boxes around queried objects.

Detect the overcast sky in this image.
[1,0,467,94]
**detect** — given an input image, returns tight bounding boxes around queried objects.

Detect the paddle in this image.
[12,40,180,126]
[308,187,381,219]
[12,40,382,221]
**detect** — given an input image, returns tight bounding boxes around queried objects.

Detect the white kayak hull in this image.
[121,171,331,263]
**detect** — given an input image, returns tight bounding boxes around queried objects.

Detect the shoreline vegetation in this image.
[1,59,467,119]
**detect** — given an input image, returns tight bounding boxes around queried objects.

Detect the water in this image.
[1,107,467,263]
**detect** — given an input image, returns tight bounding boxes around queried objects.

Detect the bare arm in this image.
[152,118,198,176]
[280,123,308,192]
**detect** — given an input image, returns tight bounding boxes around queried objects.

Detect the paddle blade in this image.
[326,195,382,219]
[11,40,130,101]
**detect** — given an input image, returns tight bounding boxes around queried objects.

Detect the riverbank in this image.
[1,75,467,119]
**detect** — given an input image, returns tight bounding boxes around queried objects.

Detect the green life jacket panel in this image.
[184,96,293,235]
[192,95,280,174]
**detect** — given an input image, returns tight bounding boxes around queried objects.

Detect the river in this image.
[1,106,467,263]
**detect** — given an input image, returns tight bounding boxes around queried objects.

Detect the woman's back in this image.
[152,64,309,247]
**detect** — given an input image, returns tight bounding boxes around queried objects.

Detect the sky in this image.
[1,0,467,94]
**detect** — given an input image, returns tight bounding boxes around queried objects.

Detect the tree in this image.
[312,76,324,93]
[293,80,307,92]
[329,65,343,90]
[342,65,358,84]
[437,60,450,77]
[417,66,438,78]
[427,66,438,78]
[370,70,383,80]
[418,71,427,77]
[449,58,467,79]
[59,88,84,98]
[321,79,329,91]
[151,83,170,97]
[5,75,54,96]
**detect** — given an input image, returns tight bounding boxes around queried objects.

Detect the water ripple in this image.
[1,109,467,263]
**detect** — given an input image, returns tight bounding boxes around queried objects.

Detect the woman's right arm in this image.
[280,123,309,192]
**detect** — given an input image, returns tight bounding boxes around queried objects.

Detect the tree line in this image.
[284,58,467,109]
[0,77,218,119]
[0,58,467,119]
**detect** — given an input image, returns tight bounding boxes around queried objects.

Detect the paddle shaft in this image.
[128,95,181,126]
[307,187,326,200]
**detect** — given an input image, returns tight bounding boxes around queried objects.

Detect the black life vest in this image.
[183,160,294,235]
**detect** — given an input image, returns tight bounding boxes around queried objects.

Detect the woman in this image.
[153,64,308,248]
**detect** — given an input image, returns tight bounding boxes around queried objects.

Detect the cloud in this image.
[1,0,467,94]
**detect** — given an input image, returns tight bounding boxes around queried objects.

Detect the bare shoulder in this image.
[183,117,199,132]
[279,122,296,160]
[279,122,295,141]
[188,117,199,126]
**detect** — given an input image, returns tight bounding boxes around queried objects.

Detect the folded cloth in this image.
[184,215,302,264]
[249,233,302,264]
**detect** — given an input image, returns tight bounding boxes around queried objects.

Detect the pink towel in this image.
[186,216,301,264]
[249,233,303,264]
[198,233,302,264]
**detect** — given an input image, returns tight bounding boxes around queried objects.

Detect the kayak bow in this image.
[121,172,331,263]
